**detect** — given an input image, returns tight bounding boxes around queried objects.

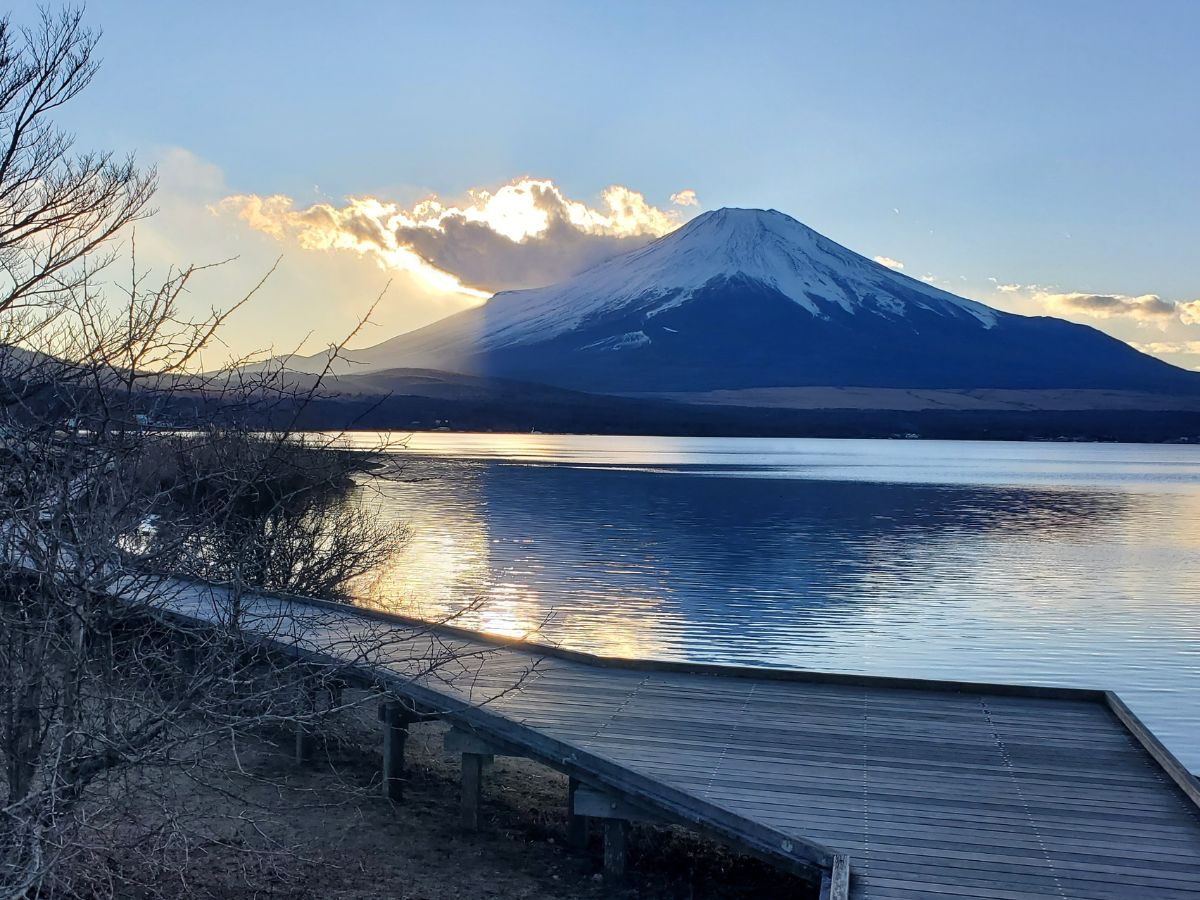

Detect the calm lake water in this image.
[333,433,1200,772]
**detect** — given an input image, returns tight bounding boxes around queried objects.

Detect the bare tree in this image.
[0,7,152,333]
[0,9,517,898]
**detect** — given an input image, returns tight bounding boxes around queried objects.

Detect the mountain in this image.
[307,207,1200,396]
[274,367,1200,443]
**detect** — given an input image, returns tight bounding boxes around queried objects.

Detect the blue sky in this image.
[13,0,1200,365]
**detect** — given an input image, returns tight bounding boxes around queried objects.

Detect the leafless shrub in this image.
[0,8,519,897]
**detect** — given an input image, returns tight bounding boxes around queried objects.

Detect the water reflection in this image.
[345,436,1200,772]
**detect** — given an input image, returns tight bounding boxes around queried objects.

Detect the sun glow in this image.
[216,177,693,298]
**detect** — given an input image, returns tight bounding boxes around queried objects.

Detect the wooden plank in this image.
[573,785,666,824]
[848,849,1200,891]
[838,855,1193,892]
[445,726,514,757]
[88,571,1200,900]
[369,662,836,885]
[858,867,1200,900]
[583,741,1172,796]
[1106,690,1200,808]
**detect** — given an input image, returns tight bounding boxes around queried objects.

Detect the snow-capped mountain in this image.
[322,208,1199,394]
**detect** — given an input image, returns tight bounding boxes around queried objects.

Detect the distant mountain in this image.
[293,207,1200,396]
[272,367,1200,443]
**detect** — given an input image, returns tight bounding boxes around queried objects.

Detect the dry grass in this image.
[77,702,814,899]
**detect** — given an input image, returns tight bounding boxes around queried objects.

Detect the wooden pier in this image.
[143,575,1200,899]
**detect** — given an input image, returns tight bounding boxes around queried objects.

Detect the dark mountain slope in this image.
[326,208,1197,395]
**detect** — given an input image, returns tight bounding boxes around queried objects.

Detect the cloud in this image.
[873,255,904,270]
[992,282,1200,326]
[670,189,699,207]
[120,148,487,364]
[984,283,1200,367]
[1130,341,1200,356]
[218,177,696,297]
[1037,292,1178,322]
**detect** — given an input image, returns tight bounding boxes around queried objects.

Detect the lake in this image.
[333,433,1200,772]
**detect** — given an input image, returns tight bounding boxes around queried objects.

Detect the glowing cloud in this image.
[217,178,698,297]
[1037,292,1177,322]
[873,255,904,270]
[670,189,699,207]
[1131,341,1200,355]
[988,282,1200,327]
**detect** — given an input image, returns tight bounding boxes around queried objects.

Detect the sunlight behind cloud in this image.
[121,148,483,363]
[218,177,698,297]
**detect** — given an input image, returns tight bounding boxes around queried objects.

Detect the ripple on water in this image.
[335,434,1200,773]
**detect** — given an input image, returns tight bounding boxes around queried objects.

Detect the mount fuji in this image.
[309,208,1198,397]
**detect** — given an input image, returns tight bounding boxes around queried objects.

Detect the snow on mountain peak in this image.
[467,207,997,349]
[363,207,1002,366]
[316,206,1200,397]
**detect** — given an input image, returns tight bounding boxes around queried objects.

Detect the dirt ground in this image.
[99,709,814,899]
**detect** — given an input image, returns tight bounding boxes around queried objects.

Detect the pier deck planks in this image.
[149,576,1200,900]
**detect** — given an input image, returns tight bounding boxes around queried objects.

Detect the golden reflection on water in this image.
[338,433,1200,771]
[358,457,680,659]
[476,583,544,640]
[334,430,702,468]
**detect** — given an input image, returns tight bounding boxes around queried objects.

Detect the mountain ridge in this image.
[287,207,1200,396]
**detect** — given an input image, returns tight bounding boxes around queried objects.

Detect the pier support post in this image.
[327,676,346,709]
[460,752,491,830]
[171,641,196,701]
[603,818,629,880]
[818,854,850,900]
[294,720,315,766]
[567,777,588,848]
[379,700,411,801]
[294,674,319,767]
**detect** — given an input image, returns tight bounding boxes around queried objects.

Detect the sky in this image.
[12,0,1200,368]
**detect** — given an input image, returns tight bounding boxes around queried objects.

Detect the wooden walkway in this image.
[141,575,1200,900]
